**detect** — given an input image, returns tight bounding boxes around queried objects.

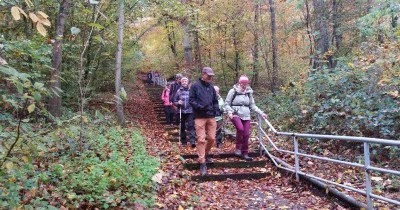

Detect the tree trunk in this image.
[84,5,97,80]
[259,3,271,89]
[232,24,240,81]
[268,0,279,92]
[331,0,342,68]
[312,0,331,70]
[165,20,179,69]
[115,0,126,126]
[48,0,71,117]
[182,21,192,70]
[193,28,202,72]
[181,0,193,72]
[303,0,314,66]
[251,1,260,87]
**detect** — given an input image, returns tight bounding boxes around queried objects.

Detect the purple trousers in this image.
[231,117,251,155]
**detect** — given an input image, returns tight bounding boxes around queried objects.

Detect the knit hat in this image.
[239,75,249,84]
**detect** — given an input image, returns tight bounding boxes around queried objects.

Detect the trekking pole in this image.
[179,107,183,144]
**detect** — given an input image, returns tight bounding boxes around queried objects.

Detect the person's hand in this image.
[178,100,183,105]
[262,113,268,119]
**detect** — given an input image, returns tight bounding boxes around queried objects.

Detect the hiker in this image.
[214,85,224,148]
[189,67,220,176]
[146,71,153,85]
[174,77,196,147]
[161,82,174,125]
[154,71,160,86]
[169,73,183,125]
[224,75,267,161]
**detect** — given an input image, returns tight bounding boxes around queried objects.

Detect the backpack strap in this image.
[229,91,238,107]
[230,91,250,107]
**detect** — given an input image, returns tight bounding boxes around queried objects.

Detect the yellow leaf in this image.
[5,162,14,171]
[178,205,184,210]
[29,12,39,23]
[11,6,21,21]
[325,187,329,194]
[39,18,51,26]
[17,7,27,18]
[37,11,49,19]
[82,116,88,123]
[36,22,47,36]
[24,0,34,8]
[347,63,354,68]
[22,156,29,163]
[27,103,35,113]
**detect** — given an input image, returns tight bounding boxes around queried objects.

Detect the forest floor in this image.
[123,74,348,209]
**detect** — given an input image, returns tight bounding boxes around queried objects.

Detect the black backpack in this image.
[230,91,251,107]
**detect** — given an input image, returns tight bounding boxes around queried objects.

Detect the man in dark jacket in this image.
[189,67,220,176]
[174,77,195,147]
[169,73,182,125]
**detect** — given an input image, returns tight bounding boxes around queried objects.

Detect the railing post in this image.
[294,136,300,181]
[257,115,263,155]
[364,142,373,209]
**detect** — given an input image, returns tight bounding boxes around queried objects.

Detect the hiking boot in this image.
[242,154,253,161]
[200,163,207,176]
[190,139,196,148]
[234,149,242,157]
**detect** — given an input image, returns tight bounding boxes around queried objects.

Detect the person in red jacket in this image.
[161,83,174,125]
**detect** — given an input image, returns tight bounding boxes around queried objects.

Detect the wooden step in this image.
[181,152,261,159]
[184,160,267,170]
[191,172,268,182]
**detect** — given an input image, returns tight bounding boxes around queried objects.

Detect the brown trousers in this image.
[194,118,217,163]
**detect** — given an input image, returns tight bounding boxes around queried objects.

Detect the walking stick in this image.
[179,107,182,144]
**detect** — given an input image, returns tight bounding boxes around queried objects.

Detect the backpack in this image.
[230,91,251,107]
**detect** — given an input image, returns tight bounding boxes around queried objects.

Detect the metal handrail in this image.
[255,115,400,209]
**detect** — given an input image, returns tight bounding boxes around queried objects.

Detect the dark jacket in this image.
[189,79,220,118]
[173,86,193,114]
[169,81,181,103]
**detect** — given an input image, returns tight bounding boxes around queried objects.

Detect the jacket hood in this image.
[233,84,253,94]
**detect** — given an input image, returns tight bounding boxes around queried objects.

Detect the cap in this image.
[181,77,188,81]
[239,75,249,84]
[202,67,215,76]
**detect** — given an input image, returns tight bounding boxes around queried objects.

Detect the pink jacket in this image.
[161,88,171,106]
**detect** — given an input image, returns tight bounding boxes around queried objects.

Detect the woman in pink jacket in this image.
[161,83,174,125]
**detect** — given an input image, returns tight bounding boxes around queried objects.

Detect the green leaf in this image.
[27,103,35,113]
[34,82,44,89]
[33,91,41,101]
[88,22,104,30]
[95,110,105,121]
[16,82,23,94]
[93,35,105,44]
[71,27,81,35]
[120,87,127,100]
[0,65,30,80]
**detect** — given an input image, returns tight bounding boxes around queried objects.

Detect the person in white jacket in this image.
[224,75,267,161]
